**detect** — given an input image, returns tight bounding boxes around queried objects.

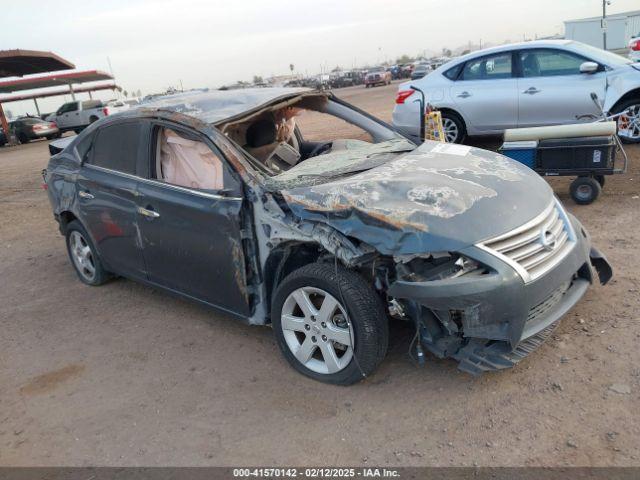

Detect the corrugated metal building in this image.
[564,10,640,50]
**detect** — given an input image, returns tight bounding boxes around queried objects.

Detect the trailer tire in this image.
[595,175,605,188]
[570,176,601,205]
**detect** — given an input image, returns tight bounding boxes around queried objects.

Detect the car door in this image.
[75,120,148,280]
[450,51,518,133]
[516,48,607,128]
[56,102,78,129]
[135,122,251,317]
[53,103,70,128]
[65,101,83,128]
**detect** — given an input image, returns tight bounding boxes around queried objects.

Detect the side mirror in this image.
[580,61,599,74]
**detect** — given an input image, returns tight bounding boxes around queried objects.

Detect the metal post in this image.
[88,90,93,99]
[602,0,608,50]
[33,98,41,116]
[68,83,76,101]
[0,102,9,140]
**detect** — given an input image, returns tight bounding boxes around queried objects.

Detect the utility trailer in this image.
[500,122,627,205]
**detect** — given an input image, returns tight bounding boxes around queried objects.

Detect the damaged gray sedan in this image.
[44,88,612,384]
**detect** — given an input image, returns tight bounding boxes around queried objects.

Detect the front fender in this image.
[603,69,640,112]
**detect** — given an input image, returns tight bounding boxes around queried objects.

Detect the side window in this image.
[87,122,141,175]
[75,131,95,162]
[443,63,463,80]
[57,103,70,114]
[153,126,225,191]
[461,53,513,80]
[520,49,586,77]
[62,102,78,113]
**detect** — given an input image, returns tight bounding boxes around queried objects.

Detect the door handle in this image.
[457,91,471,98]
[523,87,541,95]
[78,190,94,199]
[137,206,160,219]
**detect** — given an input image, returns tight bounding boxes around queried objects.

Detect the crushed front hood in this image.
[281,141,553,255]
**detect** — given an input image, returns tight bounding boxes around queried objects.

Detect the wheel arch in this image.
[609,87,640,113]
[263,241,327,320]
[58,210,79,234]
[437,106,467,126]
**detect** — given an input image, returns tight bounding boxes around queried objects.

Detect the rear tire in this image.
[65,220,110,286]
[272,263,388,385]
[595,175,605,188]
[570,176,601,205]
[18,133,29,144]
[441,111,467,144]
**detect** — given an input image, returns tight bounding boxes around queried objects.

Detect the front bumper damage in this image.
[388,215,612,376]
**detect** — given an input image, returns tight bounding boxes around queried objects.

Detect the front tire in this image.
[441,111,467,144]
[613,98,640,144]
[65,220,110,286]
[272,263,388,385]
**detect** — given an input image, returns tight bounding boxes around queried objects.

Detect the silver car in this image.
[392,40,640,144]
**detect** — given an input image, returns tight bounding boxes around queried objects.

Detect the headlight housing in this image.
[394,252,487,282]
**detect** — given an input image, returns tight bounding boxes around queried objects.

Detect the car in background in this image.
[46,100,110,134]
[364,67,391,88]
[400,64,414,79]
[393,40,640,144]
[411,63,431,80]
[10,116,59,143]
[124,97,142,107]
[629,34,640,62]
[329,71,364,88]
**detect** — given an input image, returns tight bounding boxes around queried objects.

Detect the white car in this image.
[393,40,640,143]
[46,100,111,133]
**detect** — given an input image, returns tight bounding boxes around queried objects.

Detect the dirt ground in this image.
[1,82,639,467]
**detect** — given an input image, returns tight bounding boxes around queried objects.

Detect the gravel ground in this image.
[1,81,639,467]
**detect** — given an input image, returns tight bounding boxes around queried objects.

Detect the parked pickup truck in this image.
[364,67,392,88]
[46,100,115,133]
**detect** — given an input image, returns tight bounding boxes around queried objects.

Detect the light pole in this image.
[602,0,611,50]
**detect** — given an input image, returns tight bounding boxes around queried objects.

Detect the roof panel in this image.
[137,87,318,124]
[0,70,114,94]
[0,49,75,78]
[0,83,118,103]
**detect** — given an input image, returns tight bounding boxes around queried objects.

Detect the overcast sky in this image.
[3,0,639,116]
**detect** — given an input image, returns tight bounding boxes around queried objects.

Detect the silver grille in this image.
[478,201,575,283]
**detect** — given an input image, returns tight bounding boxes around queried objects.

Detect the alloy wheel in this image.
[618,104,640,141]
[280,287,354,374]
[442,118,459,143]
[69,231,96,282]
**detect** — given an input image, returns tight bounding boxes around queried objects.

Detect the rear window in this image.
[82,100,103,109]
[87,122,142,175]
[15,118,42,125]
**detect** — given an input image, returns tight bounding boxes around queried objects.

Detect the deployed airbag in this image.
[160,128,224,190]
